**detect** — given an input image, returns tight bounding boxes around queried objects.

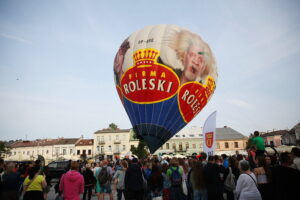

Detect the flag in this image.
[203,111,217,156]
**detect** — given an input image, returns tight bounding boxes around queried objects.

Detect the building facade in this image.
[93,129,139,160]
[282,122,300,146]
[155,126,248,155]
[261,130,288,147]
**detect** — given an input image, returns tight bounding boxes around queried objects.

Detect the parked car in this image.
[45,160,69,179]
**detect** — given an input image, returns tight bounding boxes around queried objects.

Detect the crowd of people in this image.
[0,133,300,200]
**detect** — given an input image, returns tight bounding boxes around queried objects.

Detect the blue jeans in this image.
[193,189,208,200]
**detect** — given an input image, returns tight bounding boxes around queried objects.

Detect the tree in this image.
[0,141,10,158]
[109,123,118,130]
[130,131,149,159]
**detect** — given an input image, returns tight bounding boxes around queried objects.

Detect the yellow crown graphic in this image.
[133,48,160,66]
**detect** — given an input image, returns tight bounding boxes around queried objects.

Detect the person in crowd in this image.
[264,156,272,168]
[253,156,272,200]
[203,156,223,200]
[221,154,229,168]
[113,160,128,200]
[190,160,207,200]
[200,152,208,166]
[272,152,300,200]
[124,158,144,200]
[167,157,185,200]
[224,156,239,200]
[236,160,262,200]
[95,160,113,200]
[149,163,164,199]
[142,160,152,200]
[291,147,300,170]
[1,162,21,200]
[82,163,96,200]
[59,161,84,200]
[0,158,5,200]
[161,162,171,200]
[251,131,265,157]
[179,158,189,198]
[248,146,257,170]
[23,166,47,200]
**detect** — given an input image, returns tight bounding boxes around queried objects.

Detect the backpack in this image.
[224,167,236,191]
[170,167,182,186]
[98,167,111,186]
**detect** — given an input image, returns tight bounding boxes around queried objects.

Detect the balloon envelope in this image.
[114,25,218,153]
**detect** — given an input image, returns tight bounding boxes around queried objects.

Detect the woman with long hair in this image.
[149,163,164,199]
[23,166,47,200]
[253,156,272,200]
[190,160,207,200]
[113,160,128,200]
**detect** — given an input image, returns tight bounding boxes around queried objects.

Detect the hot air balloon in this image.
[114,25,218,153]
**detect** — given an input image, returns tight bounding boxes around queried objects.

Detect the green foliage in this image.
[0,141,10,157]
[130,139,148,159]
[109,123,118,130]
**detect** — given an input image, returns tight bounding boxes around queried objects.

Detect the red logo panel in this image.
[178,77,215,123]
[121,64,179,104]
[205,132,214,148]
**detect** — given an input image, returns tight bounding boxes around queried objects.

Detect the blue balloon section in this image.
[123,95,187,153]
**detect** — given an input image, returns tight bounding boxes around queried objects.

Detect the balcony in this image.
[114,150,120,154]
[98,140,105,145]
[114,140,121,144]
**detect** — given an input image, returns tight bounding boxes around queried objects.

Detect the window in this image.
[123,145,126,151]
[166,143,169,149]
[63,149,66,155]
[175,135,180,137]
[115,145,119,152]
[179,142,182,151]
[70,149,73,154]
[77,150,80,155]
[186,142,189,149]
[27,151,30,155]
[116,135,119,140]
[225,142,229,148]
[189,134,195,137]
[108,145,112,151]
[83,150,86,155]
[88,150,91,155]
[182,135,185,137]
[172,143,176,150]
[97,146,100,152]
[97,136,100,141]
[100,146,104,153]
[23,151,25,155]
[46,150,49,154]
[234,142,239,148]
[131,145,134,149]
[192,144,196,149]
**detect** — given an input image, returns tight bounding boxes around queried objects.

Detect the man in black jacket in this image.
[203,156,224,200]
[124,158,144,200]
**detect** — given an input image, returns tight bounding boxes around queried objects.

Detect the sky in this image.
[0,0,299,141]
